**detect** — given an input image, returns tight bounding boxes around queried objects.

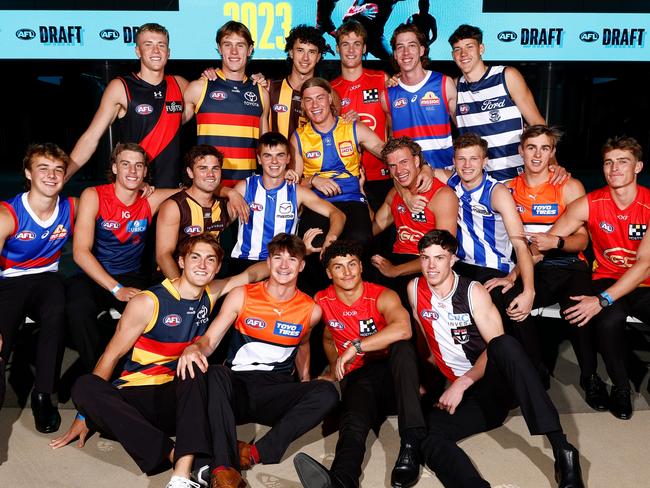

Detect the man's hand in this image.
[250,72,269,89]
[564,295,602,327]
[549,164,570,185]
[49,417,90,449]
[176,344,209,380]
[284,169,300,183]
[416,165,434,192]
[340,110,360,123]
[386,73,400,88]
[114,286,140,302]
[311,176,342,197]
[201,67,218,81]
[436,377,471,415]
[139,182,156,198]
[371,255,399,278]
[303,228,324,255]
[484,276,515,294]
[525,232,561,252]
[335,346,357,380]
[506,290,535,322]
[402,192,427,214]
[226,190,250,224]
[317,368,338,382]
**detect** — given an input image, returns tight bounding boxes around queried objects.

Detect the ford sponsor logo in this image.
[16,28,36,40]
[99,29,120,40]
[245,317,266,329]
[580,31,599,42]
[135,104,153,115]
[497,31,518,42]
[163,314,182,327]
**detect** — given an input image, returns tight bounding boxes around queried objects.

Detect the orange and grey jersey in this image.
[268,78,306,139]
[226,281,315,374]
[169,190,230,250]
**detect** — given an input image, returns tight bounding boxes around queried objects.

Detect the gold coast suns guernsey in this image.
[226,281,315,374]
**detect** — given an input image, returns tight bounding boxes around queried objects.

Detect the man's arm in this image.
[444,75,458,126]
[371,191,395,236]
[155,199,182,280]
[290,132,304,176]
[295,304,322,382]
[321,326,339,381]
[356,121,385,159]
[0,205,16,253]
[504,66,545,126]
[548,194,589,238]
[298,186,346,249]
[380,73,392,132]
[182,78,205,123]
[259,86,270,135]
[146,188,183,214]
[430,185,458,236]
[208,260,270,301]
[172,75,191,124]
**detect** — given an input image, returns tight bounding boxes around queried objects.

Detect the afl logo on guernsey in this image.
[516,204,525,214]
[459,104,470,115]
[393,98,407,109]
[306,151,321,159]
[245,317,266,329]
[15,230,36,241]
[210,91,228,101]
[184,225,202,235]
[250,202,263,212]
[101,220,120,230]
[328,320,344,330]
[600,221,615,233]
[421,309,438,320]
[273,104,288,113]
[163,314,182,327]
[135,104,153,115]
[341,98,351,107]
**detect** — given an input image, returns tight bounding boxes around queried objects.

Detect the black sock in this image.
[547,430,569,453]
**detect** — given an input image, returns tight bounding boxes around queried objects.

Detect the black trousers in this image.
[0,273,66,396]
[421,335,562,488]
[200,366,338,469]
[66,272,148,372]
[591,278,650,389]
[298,201,372,250]
[72,371,210,474]
[331,341,426,488]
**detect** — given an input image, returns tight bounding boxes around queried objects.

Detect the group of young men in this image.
[1,14,650,488]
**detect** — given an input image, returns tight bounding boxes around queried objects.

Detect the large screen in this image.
[1,0,648,61]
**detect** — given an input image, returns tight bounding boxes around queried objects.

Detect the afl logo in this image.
[273,104,288,113]
[459,104,470,115]
[393,98,407,109]
[421,309,439,320]
[600,222,614,233]
[135,104,153,115]
[306,151,321,159]
[245,317,266,329]
[184,225,202,235]
[99,29,120,41]
[497,31,518,42]
[15,230,36,241]
[163,314,182,327]
[516,204,525,213]
[101,220,120,230]
[210,91,227,101]
[328,320,344,330]
[250,202,263,211]
[16,29,36,40]
[341,98,351,107]
[579,31,599,43]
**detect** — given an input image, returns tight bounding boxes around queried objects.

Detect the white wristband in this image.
[110,283,123,296]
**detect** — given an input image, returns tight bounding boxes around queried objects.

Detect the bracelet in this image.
[308,174,316,187]
[75,412,85,421]
[110,283,123,296]
[351,338,364,356]
[600,291,614,306]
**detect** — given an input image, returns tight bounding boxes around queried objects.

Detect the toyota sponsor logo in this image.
[244,91,258,102]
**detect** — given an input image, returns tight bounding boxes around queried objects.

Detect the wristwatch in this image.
[598,291,614,308]
[556,236,565,250]
[351,338,364,356]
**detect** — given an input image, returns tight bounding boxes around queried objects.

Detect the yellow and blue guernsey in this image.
[295,117,366,204]
[114,279,214,388]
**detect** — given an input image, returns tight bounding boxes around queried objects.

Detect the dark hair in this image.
[321,240,363,267]
[390,23,429,66]
[448,24,483,46]
[418,229,458,255]
[267,233,306,260]
[183,145,223,186]
[381,136,423,165]
[22,143,70,190]
[178,234,225,263]
[109,142,148,182]
[335,20,367,45]
[216,21,254,50]
[601,136,643,161]
[453,133,488,158]
[136,23,169,44]
[285,24,327,56]
[520,125,562,147]
[258,132,290,153]
[300,77,337,116]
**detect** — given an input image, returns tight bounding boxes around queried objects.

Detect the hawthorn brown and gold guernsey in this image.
[268,77,306,139]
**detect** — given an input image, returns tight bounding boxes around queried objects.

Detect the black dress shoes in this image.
[31,391,61,434]
[580,374,608,412]
[390,443,421,488]
[554,444,584,488]
[294,452,343,488]
[609,386,633,420]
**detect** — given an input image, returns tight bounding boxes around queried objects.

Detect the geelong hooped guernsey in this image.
[195,70,264,186]
[332,69,390,181]
[587,185,650,285]
[391,178,446,255]
[414,273,486,381]
[116,73,183,188]
[169,191,230,250]
[231,175,299,261]
[268,78,305,139]
[448,172,513,273]
[93,184,152,275]
[456,66,524,181]
[317,282,388,375]
[226,282,315,374]
[0,193,74,278]
[388,70,453,169]
[295,117,366,203]
[114,278,214,388]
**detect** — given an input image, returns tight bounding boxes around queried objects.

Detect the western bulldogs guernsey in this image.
[588,185,650,285]
[116,73,183,188]
[448,172,513,273]
[114,278,214,388]
[169,191,230,250]
[332,69,390,181]
[295,117,365,203]
[196,70,264,186]
[231,175,299,261]
[317,282,388,375]
[93,184,152,275]
[268,78,305,139]
[226,282,315,374]
[456,66,524,181]
[0,193,74,278]
[388,70,453,169]
[414,273,486,381]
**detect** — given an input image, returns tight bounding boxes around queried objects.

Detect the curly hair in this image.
[285,24,328,55]
[321,240,363,267]
[381,136,423,165]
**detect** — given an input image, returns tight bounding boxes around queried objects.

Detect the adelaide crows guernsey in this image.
[226,281,315,374]
[93,184,152,275]
[268,78,305,139]
[0,193,74,278]
[169,190,230,249]
[114,278,214,388]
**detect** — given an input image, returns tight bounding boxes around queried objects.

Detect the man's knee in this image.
[487,334,521,360]
[312,380,340,412]
[71,373,107,408]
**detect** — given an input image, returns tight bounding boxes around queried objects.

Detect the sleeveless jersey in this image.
[195,70,264,186]
[414,274,486,382]
[388,70,453,169]
[588,185,650,285]
[231,175,299,261]
[116,73,183,188]
[93,184,152,275]
[391,178,446,255]
[169,191,230,250]
[114,278,214,388]
[295,117,366,203]
[448,172,513,273]
[268,78,305,139]
[226,281,315,373]
[456,66,524,181]
[317,282,388,375]
[332,69,390,181]
[0,193,74,278]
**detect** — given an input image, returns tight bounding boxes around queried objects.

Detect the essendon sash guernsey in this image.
[169,191,230,250]
[332,69,389,181]
[116,73,183,188]
[195,71,264,186]
[391,178,446,255]
[114,279,214,388]
[317,282,388,375]
[93,184,152,275]
[414,273,486,381]
[295,117,365,203]
[226,282,315,373]
[0,193,74,278]
[388,70,453,169]
[588,185,650,285]
[268,78,305,139]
